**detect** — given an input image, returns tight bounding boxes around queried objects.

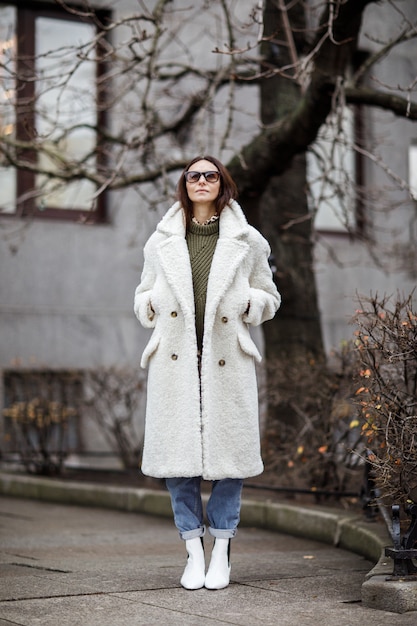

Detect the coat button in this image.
[171,311,177,317]
[218,359,225,366]
[171,354,178,361]
[221,316,228,323]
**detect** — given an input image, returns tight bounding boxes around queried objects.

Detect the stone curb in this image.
[1,471,416,613]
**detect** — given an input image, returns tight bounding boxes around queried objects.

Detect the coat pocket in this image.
[237,331,262,363]
[140,333,161,369]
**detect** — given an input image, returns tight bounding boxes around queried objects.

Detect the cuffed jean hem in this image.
[180,525,206,541]
[208,527,237,539]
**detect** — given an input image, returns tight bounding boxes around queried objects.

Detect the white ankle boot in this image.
[180,537,205,590]
[204,538,231,590]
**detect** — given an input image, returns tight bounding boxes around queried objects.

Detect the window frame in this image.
[2,0,110,222]
[308,102,365,238]
[308,51,368,238]
[409,141,417,201]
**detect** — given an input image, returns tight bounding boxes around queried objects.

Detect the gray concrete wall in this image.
[0,188,159,455]
[1,189,159,370]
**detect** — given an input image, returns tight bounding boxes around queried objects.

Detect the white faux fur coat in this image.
[134,200,281,480]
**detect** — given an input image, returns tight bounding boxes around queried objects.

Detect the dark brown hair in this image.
[177,155,238,229]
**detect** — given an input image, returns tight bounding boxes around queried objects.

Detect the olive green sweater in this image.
[186,220,219,352]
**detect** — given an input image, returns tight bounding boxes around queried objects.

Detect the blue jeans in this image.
[165,477,243,540]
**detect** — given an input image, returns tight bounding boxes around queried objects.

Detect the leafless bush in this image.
[352,292,417,505]
[3,370,81,475]
[82,367,145,470]
[262,344,364,497]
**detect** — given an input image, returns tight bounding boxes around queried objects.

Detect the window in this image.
[307,106,358,233]
[409,141,417,201]
[0,1,109,221]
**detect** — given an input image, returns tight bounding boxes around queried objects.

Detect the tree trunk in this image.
[251,0,325,430]
[257,0,324,363]
[259,157,324,363]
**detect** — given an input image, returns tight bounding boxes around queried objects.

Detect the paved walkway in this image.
[1,496,416,625]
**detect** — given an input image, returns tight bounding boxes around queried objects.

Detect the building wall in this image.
[1,190,158,370]
[0,187,159,454]
[315,1,417,351]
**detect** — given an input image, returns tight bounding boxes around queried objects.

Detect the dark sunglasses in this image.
[185,170,220,184]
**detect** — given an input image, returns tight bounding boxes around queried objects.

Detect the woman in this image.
[134,156,281,590]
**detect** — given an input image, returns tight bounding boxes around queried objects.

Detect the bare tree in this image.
[2,3,415,196]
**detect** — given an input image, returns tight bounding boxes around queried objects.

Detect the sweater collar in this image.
[187,220,219,236]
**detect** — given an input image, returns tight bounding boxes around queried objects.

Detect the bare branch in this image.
[346,86,417,119]
[354,24,417,85]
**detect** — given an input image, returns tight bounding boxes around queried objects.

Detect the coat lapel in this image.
[204,201,250,326]
[157,236,195,320]
[155,202,195,321]
[205,238,249,320]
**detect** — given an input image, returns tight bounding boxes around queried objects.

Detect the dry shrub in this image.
[3,370,81,475]
[352,292,417,505]
[82,367,145,470]
[262,344,364,497]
